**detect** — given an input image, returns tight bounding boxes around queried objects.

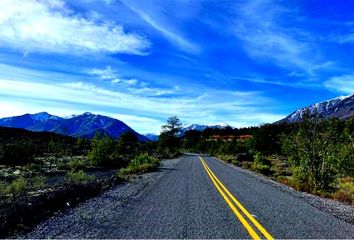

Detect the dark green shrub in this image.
[117,153,159,177]
[251,152,273,176]
[8,177,29,196]
[66,170,95,184]
[31,176,47,190]
[68,157,85,171]
[88,134,119,168]
[0,181,9,198]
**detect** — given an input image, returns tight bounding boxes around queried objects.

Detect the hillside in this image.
[0,112,148,141]
[277,94,354,123]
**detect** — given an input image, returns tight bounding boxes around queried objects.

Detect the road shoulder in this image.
[21,157,183,238]
[212,156,354,225]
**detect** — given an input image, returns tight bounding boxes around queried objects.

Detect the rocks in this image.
[22,158,181,238]
[0,177,119,237]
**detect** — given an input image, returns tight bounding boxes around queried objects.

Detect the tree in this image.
[88,133,118,167]
[117,131,139,157]
[292,111,337,190]
[161,116,182,137]
[158,116,182,157]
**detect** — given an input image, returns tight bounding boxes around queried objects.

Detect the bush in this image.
[332,177,354,205]
[88,134,119,168]
[0,176,48,199]
[68,158,85,171]
[251,152,273,176]
[7,177,29,196]
[31,176,47,190]
[217,154,236,164]
[241,161,252,169]
[130,153,159,167]
[0,181,9,198]
[117,153,159,177]
[66,170,95,184]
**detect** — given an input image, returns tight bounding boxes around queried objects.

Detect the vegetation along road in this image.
[26,154,354,239]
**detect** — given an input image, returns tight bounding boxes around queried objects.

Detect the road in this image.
[26,154,354,239]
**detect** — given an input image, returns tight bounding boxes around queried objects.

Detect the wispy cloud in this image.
[0,99,164,133]
[232,1,325,76]
[324,75,354,94]
[121,0,198,53]
[87,66,117,79]
[86,65,181,96]
[0,0,150,55]
[0,72,282,132]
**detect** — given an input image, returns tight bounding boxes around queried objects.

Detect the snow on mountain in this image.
[144,133,159,141]
[277,94,354,123]
[29,112,62,121]
[181,124,226,135]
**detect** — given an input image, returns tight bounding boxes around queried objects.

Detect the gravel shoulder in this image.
[21,157,182,238]
[19,154,353,239]
[212,156,354,225]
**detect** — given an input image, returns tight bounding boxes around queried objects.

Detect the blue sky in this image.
[0,0,353,133]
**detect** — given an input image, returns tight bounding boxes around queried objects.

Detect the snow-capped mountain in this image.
[0,112,148,141]
[277,94,354,123]
[144,133,159,141]
[180,124,226,135]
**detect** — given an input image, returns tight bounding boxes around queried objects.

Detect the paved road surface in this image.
[26,154,354,239]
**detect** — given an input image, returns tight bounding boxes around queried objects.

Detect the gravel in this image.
[21,157,182,238]
[213,157,354,224]
[20,155,354,239]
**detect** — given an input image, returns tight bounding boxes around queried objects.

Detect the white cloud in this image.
[121,0,198,53]
[126,79,138,85]
[87,66,117,79]
[0,100,163,133]
[324,75,354,94]
[233,1,322,75]
[0,0,150,55]
[86,65,180,96]
[0,77,282,130]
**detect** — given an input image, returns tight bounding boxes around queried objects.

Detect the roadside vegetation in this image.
[0,127,163,237]
[0,116,181,206]
[117,153,160,178]
[1,112,352,236]
[181,112,354,206]
[0,115,185,236]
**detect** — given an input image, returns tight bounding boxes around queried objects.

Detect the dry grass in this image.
[332,177,354,205]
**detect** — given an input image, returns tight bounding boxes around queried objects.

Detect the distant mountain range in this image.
[2,94,352,141]
[144,124,226,141]
[182,124,227,133]
[144,133,159,141]
[277,94,354,124]
[0,112,148,141]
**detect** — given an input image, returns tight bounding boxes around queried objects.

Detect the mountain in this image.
[144,133,159,141]
[0,112,148,141]
[180,124,226,135]
[277,94,354,124]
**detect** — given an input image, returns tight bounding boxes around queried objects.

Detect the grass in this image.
[117,153,160,178]
[216,153,354,206]
[216,154,238,165]
[0,175,47,199]
[65,170,95,184]
[332,177,354,205]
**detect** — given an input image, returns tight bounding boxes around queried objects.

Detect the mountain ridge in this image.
[0,112,148,141]
[277,94,354,124]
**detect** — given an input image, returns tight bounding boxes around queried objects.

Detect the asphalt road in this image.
[26,154,354,239]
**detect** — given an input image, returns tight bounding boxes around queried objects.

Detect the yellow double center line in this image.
[199,156,273,240]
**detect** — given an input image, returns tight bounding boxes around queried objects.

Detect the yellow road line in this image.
[202,158,273,240]
[200,157,261,239]
[199,156,274,240]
